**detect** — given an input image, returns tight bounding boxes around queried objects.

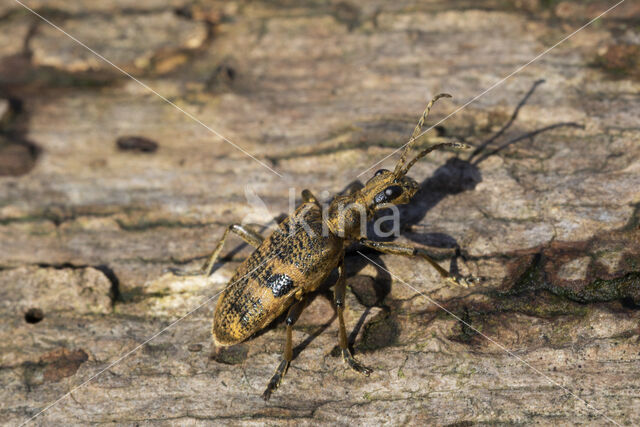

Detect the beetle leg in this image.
[358,239,477,287]
[262,297,307,401]
[169,224,264,277]
[301,189,321,206]
[335,255,373,376]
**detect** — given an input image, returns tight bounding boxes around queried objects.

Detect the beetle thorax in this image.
[325,194,370,240]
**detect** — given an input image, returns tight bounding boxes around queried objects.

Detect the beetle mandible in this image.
[172,93,475,400]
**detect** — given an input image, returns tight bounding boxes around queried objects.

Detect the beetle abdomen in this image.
[212,269,298,345]
[213,281,268,345]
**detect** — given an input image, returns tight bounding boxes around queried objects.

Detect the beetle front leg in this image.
[262,296,306,401]
[170,224,264,277]
[358,239,477,287]
[301,189,321,207]
[335,255,372,376]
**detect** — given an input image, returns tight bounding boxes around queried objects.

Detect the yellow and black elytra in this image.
[172,93,475,400]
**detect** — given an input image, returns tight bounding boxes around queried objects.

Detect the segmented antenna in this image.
[400,142,470,176]
[393,93,452,178]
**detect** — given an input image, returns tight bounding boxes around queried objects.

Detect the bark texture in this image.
[1,0,640,425]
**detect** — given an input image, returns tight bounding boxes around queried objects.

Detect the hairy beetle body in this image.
[172,93,475,400]
[213,202,342,345]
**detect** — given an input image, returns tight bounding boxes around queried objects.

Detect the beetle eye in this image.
[374,169,388,177]
[384,185,402,198]
[373,185,403,204]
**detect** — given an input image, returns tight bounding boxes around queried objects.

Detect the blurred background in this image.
[1,1,639,424]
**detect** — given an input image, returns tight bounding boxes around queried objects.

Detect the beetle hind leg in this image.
[335,255,372,376]
[262,297,306,401]
[168,223,264,277]
[341,348,372,375]
[262,359,289,401]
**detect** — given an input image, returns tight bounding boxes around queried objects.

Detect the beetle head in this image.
[325,94,470,239]
[360,168,419,211]
[362,93,470,211]
[357,138,470,213]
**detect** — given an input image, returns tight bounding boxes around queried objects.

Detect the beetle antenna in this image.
[393,93,452,178]
[400,142,471,176]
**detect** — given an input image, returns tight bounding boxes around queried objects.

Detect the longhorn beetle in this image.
[172,94,475,400]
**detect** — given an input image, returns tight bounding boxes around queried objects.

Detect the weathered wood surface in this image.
[1,0,640,425]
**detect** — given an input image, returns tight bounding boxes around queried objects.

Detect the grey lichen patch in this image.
[593,247,625,275]
[557,256,590,281]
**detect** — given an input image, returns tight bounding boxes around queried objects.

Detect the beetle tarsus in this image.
[342,349,372,376]
[447,275,479,288]
[262,359,289,401]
